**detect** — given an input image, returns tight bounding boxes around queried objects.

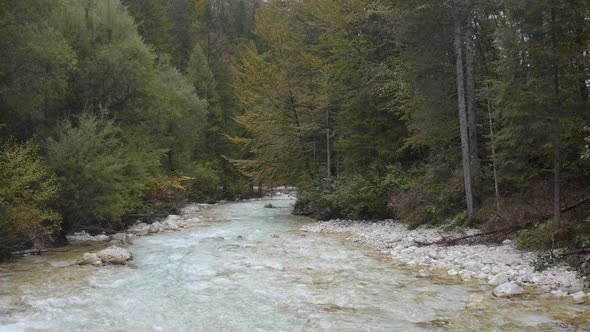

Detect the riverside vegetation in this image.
[1,0,590,284]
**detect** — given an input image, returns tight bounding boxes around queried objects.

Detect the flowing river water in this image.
[1,199,589,331]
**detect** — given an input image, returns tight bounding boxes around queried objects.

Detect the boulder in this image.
[79,253,103,266]
[161,215,181,230]
[96,246,133,265]
[502,239,513,245]
[148,221,162,233]
[161,220,179,231]
[493,282,524,297]
[129,223,149,236]
[94,234,109,242]
[488,272,509,286]
[109,233,132,246]
[67,231,109,244]
[264,203,275,208]
[570,291,587,304]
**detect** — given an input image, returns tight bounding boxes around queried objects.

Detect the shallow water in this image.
[0,199,588,331]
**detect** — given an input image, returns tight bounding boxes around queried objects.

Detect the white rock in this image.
[427,250,439,259]
[390,234,403,242]
[109,233,132,244]
[67,231,109,244]
[66,231,93,243]
[417,269,430,278]
[79,253,102,266]
[129,223,149,236]
[94,234,109,242]
[502,239,513,245]
[570,291,587,304]
[493,282,524,297]
[149,222,162,233]
[418,256,432,265]
[459,270,473,281]
[447,269,458,276]
[550,290,568,298]
[96,246,133,265]
[489,272,509,286]
[481,266,492,274]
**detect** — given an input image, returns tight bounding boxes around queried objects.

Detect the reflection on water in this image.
[0,200,588,331]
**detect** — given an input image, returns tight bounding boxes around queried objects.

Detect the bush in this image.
[185,162,222,201]
[46,113,151,230]
[516,220,590,251]
[392,156,467,229]
[295,165,406,220]
[0,140,60,256]
[139,175,193,216]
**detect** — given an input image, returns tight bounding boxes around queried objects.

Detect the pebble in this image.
[301,219,585,293]
[550,290,568,298]
[417,269,430,278]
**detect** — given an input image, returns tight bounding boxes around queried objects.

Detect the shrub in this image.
[295,165,406,220]
[141,174,192,215]
[185,162,222,201]
[0,140,60,256]
[46,113,150,230]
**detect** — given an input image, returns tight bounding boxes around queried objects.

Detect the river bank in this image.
[62,192,298,260]
[302,219,589,303]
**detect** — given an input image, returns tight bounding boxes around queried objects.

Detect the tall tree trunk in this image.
[453,0,475,217]
[464,0,479,186]
[486,95,501,213]
[551,8,561,229]
[326,108,331,177]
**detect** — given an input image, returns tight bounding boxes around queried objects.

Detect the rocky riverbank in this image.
[302,219,589,302]
[68,204,207,265]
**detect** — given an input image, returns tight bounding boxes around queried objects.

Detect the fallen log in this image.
[414,220,537,247]
[542,195,590,219]
[10,247,71,257]
[415,197,590,248]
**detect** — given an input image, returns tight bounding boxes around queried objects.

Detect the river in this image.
[0,199,588,331]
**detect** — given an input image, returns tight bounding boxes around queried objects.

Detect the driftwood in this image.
[414,220,537,247]
[10,247,71,257]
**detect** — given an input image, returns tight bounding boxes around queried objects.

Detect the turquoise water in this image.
[0,199,588,331]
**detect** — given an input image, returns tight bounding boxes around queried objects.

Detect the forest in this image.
[1,0,590,271]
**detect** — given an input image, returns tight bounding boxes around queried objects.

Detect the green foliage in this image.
[46,113,152,228]
[296,165,406,220]
[185,162,222,201]
[186,44,217,100]
[0,0,77,139]
[0,140,60,255]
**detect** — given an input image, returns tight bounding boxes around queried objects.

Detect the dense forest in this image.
[1,0,590,268]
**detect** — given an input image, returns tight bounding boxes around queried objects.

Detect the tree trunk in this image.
[326,108,331,177]
[551,8,561,229]
[486,95,501,214]
[453,0,475,217]
[464,0,479,186]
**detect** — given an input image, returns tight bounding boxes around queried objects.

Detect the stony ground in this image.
[302,219,588,301]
